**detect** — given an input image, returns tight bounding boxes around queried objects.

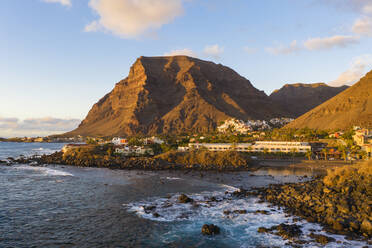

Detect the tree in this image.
[86,138,97,145]
[358,150,367,160]
[305,150,312,160]
[247,146,253,153]
[321,148,328,161]
[128,137,143,146]
[338,145,347,161]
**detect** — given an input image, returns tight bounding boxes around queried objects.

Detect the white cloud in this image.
[42,0,71,6]
[329,54,372,86]
[352,17,372,36]
[266,40,301,55]
[84,21,100,32]
[164,49,197,57]
[363,2,372,14]
[85,0,183,38]
[0,117,81,137]
[304,35,359,50]
[242,46,257,54]
[325,0,372,37]
[203,44,224,59]
[0,117,19,129]
[321,0,372,13]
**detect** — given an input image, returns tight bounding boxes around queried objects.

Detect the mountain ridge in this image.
[285,70,372,130]
[269,83,349,117]
[67,56,287,137]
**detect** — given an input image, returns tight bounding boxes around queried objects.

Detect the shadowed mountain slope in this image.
[270,83,349,117]
[285,70,372,130]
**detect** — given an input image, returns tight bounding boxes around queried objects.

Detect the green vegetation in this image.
[63,144,114,159]
[268,128,329,141]
[155,150,251,169]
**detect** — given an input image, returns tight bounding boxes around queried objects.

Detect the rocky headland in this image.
[7,147,254,171]
[252,160,372,240]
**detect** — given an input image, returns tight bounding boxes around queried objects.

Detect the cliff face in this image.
[270,83,349,117]
[67,56,286,137]
[285,70,372,130]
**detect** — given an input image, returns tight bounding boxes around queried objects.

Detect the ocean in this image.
[0,142,368,247]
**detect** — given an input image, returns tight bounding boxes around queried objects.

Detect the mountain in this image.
[67,56,287,137]
[285,70,372,130]
[269,83,349,117]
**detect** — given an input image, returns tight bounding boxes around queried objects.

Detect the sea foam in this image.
[125,185,369,247]
[15,165,74,177]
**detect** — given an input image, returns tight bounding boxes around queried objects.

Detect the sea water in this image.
[0,142,369,247]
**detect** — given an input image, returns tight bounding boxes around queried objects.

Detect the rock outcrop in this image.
[256,160,372,239]
[67,56,286,137]
[270,83,348,117]
[201,224,220,235]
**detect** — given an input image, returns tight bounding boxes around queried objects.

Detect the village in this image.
[60,118,372,161]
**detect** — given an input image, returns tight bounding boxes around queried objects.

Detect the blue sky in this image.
[1,0,372,137]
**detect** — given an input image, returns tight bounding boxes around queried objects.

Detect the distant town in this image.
[3,118,366,162]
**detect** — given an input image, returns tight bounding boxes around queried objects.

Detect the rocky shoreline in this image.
[2,150,370,245]
[249,161,372,242]
[2,151,256,171]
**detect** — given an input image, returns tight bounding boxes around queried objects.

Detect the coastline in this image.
[2,144,370,245]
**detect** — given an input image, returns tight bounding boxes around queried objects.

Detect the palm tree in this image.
[247,146,253,153]
[290,148,297,162]
[305,150,312,160]
[321,148,328,160]
[358,150,367,160]
[337,145,347,161]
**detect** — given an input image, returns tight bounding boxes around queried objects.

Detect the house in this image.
[178,146,190,152]
[217,118,252,134]
[188,143,253,152]
[34,137,46,142]
[329,132,344,138]
[353,129,372,146]
[361,144,372,158]
[252,141,311,153]
[112,137,128,145]
[142,136,165,145]
[115,146,154,156]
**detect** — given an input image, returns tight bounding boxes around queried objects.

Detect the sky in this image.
[1,0,372,137]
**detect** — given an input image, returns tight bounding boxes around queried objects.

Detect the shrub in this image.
[323,160,372,188]
[155,150,251,169]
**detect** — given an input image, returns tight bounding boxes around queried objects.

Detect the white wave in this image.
[15,165,73,177]
[219,184,240,191]
[32,148,44,151]
[164,177,182,180]
[125,189,368,247]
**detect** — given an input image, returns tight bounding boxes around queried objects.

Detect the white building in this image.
[188,143,253,152]
[179,141,311,154]
[217,119,252,134]
[112,137,128,145]
[142,136,165,145]
[217,118,294,134]
[115,146,154,156]
[252,141,311,153]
